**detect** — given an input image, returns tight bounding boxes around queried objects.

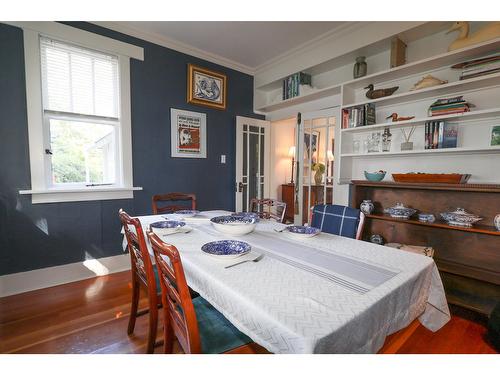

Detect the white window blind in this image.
[40,37,120,119]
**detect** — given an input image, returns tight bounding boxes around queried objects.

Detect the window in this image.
[18,22,144,203]
[41,38,121,187]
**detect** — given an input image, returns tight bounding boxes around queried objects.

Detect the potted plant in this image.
[312,162,326,185]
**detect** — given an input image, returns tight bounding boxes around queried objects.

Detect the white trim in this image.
[91,21,254,75]
[0,254,131,297]
[5,21,144,61]
[19,187,143,204]
[19,22,139,204]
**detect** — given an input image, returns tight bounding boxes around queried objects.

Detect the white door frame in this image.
[235,116,271,212]
[295,107,340,224]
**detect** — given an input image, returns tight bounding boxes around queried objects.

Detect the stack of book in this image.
[342,104,376,129]
[455,54,500,80]
[428,96,471,117]
[282,72,312,100]
[425,121,458,149]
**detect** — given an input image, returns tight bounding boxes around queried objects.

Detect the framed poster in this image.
[170,108,207,158]
[187,64,227,110]
[303,130,320,163]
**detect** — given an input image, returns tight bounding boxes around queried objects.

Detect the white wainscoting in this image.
[0,253,131,298]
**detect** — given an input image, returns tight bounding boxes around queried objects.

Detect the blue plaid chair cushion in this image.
[311,204,361,239]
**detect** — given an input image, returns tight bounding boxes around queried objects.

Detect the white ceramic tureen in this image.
[440,208,483,228]
[383,203,417,219]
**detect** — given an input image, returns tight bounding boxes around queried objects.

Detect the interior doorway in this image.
[295,108,337,225]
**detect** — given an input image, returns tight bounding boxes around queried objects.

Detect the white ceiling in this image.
[103,21,346,72]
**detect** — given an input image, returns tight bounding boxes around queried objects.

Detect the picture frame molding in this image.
[170,108,207,158]
[187,64,227,110]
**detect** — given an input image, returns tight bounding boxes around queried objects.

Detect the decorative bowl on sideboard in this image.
[392,173,471,184]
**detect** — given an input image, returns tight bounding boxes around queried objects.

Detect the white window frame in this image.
[13,22,144,204]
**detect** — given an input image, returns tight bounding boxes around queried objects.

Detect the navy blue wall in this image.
[0,22,260,275]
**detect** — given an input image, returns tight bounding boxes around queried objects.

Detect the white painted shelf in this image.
[342,71,500,108]
[341,108,500,133]
[340,146,500,158]
[342,37,500,90]
[256,36,500,113]
[256,84,341,112]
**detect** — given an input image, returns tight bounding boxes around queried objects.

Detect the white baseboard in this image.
[0,253,131,298]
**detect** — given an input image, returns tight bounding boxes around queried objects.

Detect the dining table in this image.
[122,210,450,354]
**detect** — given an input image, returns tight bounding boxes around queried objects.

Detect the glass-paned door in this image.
[295,109,337,224]
[235,116,270,212]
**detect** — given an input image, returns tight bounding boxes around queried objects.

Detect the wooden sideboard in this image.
[281,183,333,224]
[350,180,500,315]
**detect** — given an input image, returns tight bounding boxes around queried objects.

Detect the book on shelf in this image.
[424,121,458,149]
[342,103,376,129]
[453,53,500,80]
[428,96,471,116]
[282,72,312,100]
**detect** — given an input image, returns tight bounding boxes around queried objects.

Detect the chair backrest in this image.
[250,198,287,223]
[310,204,365,240]
[147,230,201,354]
[152,193,197,215]
[119,209,157,295]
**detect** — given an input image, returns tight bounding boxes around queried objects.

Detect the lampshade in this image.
[327,150,334,161]
[288,146,296,157]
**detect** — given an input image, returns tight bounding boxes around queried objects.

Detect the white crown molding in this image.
[254,21,427,88]
[253,21,357,73]
[91,21,256,75]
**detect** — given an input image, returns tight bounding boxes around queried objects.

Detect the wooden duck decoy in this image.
[364,84,399,99]
[386,113,415,122]
[447,21,500,51]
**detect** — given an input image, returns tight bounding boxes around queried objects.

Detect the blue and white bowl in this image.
[231,212,260,221]
[169,210,200,219]
[150,220,186,236]
[210,215,258,235]
[201,240,251,258]
[284,225,321,239]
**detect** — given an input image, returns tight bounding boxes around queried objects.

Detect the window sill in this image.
[19,186,143,204]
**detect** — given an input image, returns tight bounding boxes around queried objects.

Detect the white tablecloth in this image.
[122,211,450,353]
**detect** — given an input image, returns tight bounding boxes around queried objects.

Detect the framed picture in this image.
[187,64,227,110]
[303,131,320,163]
[170,108,207,158]
[491,125,500,146]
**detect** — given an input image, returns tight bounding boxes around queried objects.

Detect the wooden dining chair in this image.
[310,204,365,240]
[119,209,161,353]
[152,193,196,215]
[147,231,253,354]
[250,198,287,223]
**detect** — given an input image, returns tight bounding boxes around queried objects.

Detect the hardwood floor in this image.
[0,271,497,354]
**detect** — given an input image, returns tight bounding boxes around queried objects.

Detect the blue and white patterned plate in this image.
[150,220,186,235]
[201,240,251,258]
[284,225,321,239]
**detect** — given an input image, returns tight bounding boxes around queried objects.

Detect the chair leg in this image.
[127,277,140,335]
[146,297,158,354]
